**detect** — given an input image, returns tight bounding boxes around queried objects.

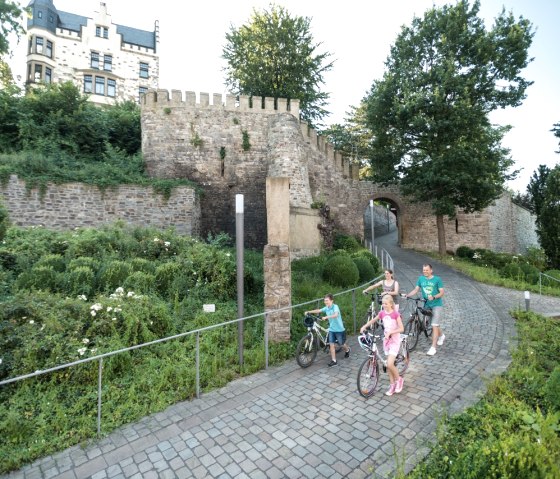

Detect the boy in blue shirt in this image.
[305,293,350,366]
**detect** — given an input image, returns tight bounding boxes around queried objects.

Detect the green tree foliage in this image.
[527,164,550,216]
[363,0,534,254]
[320,104,374,175]
[222,4,334,127]
[535,165,560,268]
[0,0,24,57]
[553,122,560,153]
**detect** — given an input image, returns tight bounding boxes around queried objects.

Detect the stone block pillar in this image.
[264,177,291,342]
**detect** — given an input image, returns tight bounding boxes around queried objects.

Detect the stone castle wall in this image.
[0,175,200,235]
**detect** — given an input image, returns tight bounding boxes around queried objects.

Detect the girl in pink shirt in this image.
[360,295,405,396]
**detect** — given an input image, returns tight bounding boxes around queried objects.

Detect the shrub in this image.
[15,266,61,292]
[544,366,560,412]
[353,257,375,283]
[332,234,361,253]
[35,253,66,272]
[0,200,10,241]
[351,249,380,273]
[524,246,547,270]
[68,256,100,272]
[123,271,155,294]
[65,266,95,297]
[154,262,182,297]
[129,257,156,274]
[322,255,359,288]
[542,270,560,287]
[519,262,540,284]
[98,260,132,292]
[456,245,474,259]
[500,263,524,281]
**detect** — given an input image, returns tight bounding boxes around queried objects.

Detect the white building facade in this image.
[26,0,159,105]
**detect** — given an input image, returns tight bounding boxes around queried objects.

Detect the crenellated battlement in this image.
[142,89,300,119]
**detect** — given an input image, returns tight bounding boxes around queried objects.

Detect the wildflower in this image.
[164,241,170,247]
[154,238,159,242]
[127,291,135,297]
[90,348,97,354]
[0,358,2,365]
[91,303,103,311]
[112,317,117,321]
[78,294,87,301]
[40,324,45,331]
[114,308,122,313]
[91,311,96,317]
[82,338,90,344]
[29,320,35,324]
[107,306,113,312]
[115,287,124,295]
[78,348,87,356]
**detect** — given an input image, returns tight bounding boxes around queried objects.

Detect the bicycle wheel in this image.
[404,316,420,351]
[295,333,318,368]
[357,356,379,398]
[395,337,410,376]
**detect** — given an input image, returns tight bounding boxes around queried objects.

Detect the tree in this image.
[527,164,550,216]
[0,0,24,57]
[222,4,333,127]
[536,165,560,268]
[363,0,534,254]
[553,122,560,154]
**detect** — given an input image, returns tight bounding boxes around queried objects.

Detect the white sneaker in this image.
[426,347,437,356]
[437,334,446,346]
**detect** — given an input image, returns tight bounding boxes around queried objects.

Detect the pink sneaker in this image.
[385,383,396,396]
[395,376,404,393]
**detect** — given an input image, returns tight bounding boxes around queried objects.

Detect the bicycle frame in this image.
[357,331,409,398]
[402,297,433,351]
[295,314,337,368]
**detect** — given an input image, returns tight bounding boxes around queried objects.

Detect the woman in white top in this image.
[362,269,400,307]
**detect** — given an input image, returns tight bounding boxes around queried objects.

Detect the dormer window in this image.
[96,26,109,38]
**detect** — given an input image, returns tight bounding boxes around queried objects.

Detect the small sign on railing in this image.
[203,304,215,313]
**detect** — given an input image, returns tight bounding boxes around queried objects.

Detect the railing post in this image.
[352,289,357,334]
[97,358,103,438]
[264,313,269,370]
[196,331,200,399]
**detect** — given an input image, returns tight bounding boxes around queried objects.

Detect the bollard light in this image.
[524,290,530,312]
[236,194,244,366]
[370,199,375,254]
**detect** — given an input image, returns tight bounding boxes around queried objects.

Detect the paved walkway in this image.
[4,233,560,479]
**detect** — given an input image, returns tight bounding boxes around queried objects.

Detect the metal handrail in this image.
[0,272,389,437]
[539,272,560,296]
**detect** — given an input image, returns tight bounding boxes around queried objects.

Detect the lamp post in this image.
[370,199,375,254]
[386,203,390,232]
[236,194,244,366]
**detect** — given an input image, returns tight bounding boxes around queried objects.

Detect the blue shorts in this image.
[328,330,347,346]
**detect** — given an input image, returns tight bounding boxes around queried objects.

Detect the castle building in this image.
[25,0,159,105]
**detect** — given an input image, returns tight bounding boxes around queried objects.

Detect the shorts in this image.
[430,306,443,327]
[328,330,347,346]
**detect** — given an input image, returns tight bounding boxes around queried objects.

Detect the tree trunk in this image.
[436,214,447,256]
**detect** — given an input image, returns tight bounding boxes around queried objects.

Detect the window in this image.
[107,79,116,97]
[45,67,52,84]
[91,51,99,69]
[96,26,108,38]
[28,38,32,54]
[35,37,44,54]
[84,75,92,93]
[46,40,53,58]
[38,11,42,18]
[34,64,42,82]
[139,86,148,102]
[95,76,105,95]
[139,62,149,79]
[103,54,112,72]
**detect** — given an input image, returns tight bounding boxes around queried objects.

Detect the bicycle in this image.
[356,330,410,398]
[360,291,384,337]
[295,313,341,368]
[400,294,433,351]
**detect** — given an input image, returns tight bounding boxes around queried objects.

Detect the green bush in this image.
[332,234,361,253]
[500,262,524,280]
[351,249,380,273]
[542,269,560,287]
[123,271,155,294]
[98,260,132,292]
[544,366,560,412]
[35,253,66,272]
[154,262,182,297]
[456,245,474,259]
[15,266,61,292]
[353,257,375,283]
[65,266,95,297]
[322,254,359,288]
[0,200,10,241]
[519,262,540,284]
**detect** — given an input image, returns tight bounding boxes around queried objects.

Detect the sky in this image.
[7,0,560,193]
